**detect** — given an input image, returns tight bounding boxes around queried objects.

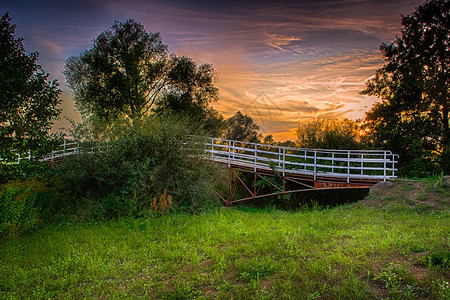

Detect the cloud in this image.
[265,33,302,51]
[209,48,385,139]
[5,0,423,139]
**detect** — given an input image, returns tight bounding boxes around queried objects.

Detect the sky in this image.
[1,0,424,140]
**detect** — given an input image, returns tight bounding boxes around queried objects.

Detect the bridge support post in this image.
[227,166,233,206]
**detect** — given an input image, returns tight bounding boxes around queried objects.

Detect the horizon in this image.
[0,0,424,140]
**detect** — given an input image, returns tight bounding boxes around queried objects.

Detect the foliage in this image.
[295,118,362,149]
[0,176,65,238]
[0,161,54,185]
[424,251,450,268]
[155,93,225,137]
[375,263,422,298]
[63,19,218,125]
[262,134,275,145]
[223,111,260,142]
[253,173,291,202]
[56,114,221,217]
[361,0,450,175]
[0,13,62,157]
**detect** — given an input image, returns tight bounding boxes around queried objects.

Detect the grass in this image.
[1,179,449,299]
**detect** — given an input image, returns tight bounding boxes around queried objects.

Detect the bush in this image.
[0,161,54,185]
[57,114,222,217]
[0,176,65,238]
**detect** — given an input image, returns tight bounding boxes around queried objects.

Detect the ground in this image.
[0,177,449,299]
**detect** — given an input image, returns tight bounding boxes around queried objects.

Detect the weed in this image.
[237,256,279,282]
[417,189,426,201]
[424,251,450,268]
[413,204,431,214]
[375,263,422,298]
[404,197,414,205]
[431,279,450,300]
[382,195,395,202]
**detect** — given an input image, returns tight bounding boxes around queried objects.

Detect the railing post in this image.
[347,150,350,183]
[361,154,364,176]
[392,155,396,178]
[278,147,281,167]
[232,141,235,160]
[314,150,317,180]
[211,138,214,157]
[304,150,307,171]
[254,144,257,172]
[228,140,231,167]
[383,151,387,181]
[331,152,334,174]
[282,147,286,177]
[63,139,66,155]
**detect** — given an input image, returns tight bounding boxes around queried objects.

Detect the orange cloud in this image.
[265,33,302,51]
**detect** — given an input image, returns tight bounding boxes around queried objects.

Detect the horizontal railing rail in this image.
[7,136,398,182]
[201,137,398,182]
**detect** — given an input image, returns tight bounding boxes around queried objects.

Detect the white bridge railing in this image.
[202,137,398,182]
[5,137,398,182]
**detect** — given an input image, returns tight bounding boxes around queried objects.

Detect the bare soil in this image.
[363,177,450,211]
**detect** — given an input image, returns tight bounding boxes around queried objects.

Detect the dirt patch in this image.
[260,277,273,291]
[388,254,430,281]
[363,178,450,211]
[368,280,390,299]
[365,253,434,299]
[199,258,213,269]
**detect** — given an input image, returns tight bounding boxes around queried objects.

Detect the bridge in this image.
[201,138,398,205]
[9,137,398,205]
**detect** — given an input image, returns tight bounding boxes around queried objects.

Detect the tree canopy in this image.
[223,111,260,143]
[362,0,449,175]
[63,19,219,125]
[295,119,361,150]
[0,13,61,157]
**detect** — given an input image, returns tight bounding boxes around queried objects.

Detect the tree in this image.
[63,19,218,124]
[0,13,61,157]
[361,0,449,175]
[223,111,260,142]
[262,134,275,145]
[295,119,361,149]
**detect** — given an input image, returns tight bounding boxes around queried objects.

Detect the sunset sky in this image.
[1,0,424,140]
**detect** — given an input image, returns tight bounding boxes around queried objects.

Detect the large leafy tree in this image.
[64,19,218,125]
[362,0,450,175]
[223,111,260,143]
[295,119,362,150]
[0,13,61,157]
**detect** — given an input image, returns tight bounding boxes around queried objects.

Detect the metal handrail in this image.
[204,137,398,182]
[8,136,398,182]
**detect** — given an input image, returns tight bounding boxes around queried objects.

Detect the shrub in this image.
[57,114,222,217]
[0,176,65,238]
[0,161,54,185]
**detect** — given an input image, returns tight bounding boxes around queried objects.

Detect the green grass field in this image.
[1,179,449,299]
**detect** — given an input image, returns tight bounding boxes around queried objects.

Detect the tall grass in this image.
[1,202,448,299]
